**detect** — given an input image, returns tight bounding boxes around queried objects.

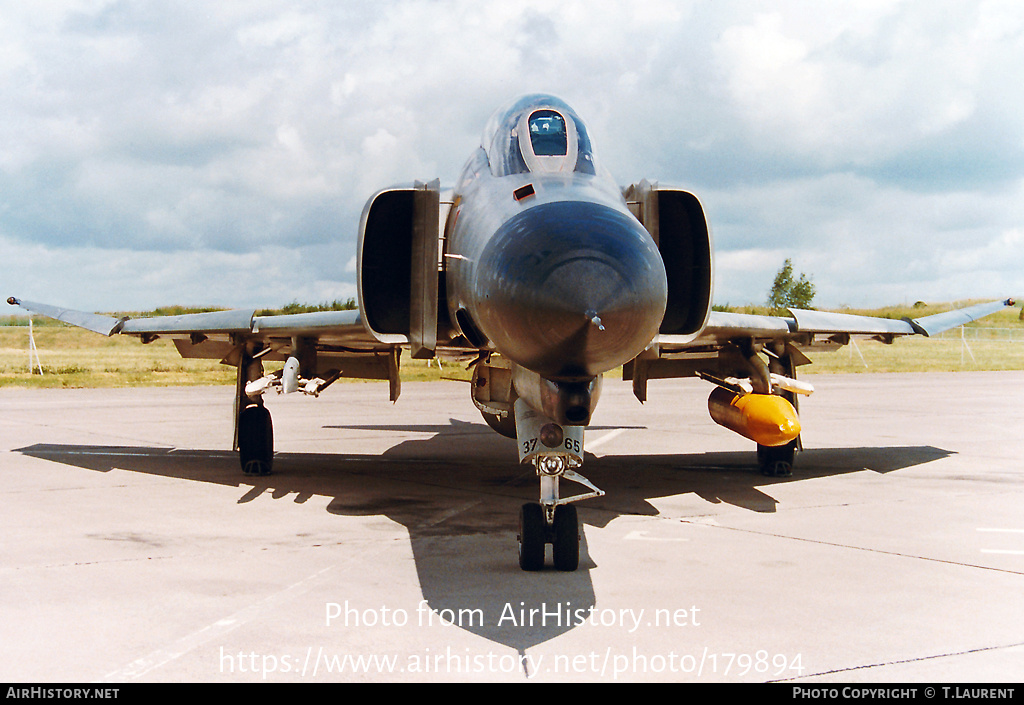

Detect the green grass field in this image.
[801,302,1024,373]
[2,302,1022,388]
[0,325,474,388]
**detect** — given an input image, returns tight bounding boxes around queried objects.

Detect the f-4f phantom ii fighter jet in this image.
[10,94,1016,572]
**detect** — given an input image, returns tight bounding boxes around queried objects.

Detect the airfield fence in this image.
[933,327,1024,342]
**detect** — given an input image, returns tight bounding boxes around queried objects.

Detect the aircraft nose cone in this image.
[473,200,667,380]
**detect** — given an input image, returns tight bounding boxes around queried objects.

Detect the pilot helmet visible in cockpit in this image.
[520,109,575,173]
[484,95,596,178]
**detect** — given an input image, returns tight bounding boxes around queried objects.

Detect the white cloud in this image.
[3,233,356,312]
[0,0,1021,312]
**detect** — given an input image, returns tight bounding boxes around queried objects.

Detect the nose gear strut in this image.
[514,398,604,571]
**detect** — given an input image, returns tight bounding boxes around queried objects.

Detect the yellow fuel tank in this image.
[708,387,800,447]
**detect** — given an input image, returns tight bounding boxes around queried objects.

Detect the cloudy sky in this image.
[3,0,1022,313]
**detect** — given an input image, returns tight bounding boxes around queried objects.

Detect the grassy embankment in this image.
[1,301,1022,388]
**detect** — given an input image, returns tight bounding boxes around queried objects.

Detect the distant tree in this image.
[767,259,815,313]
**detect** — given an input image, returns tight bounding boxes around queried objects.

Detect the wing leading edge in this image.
[8,297,371,339]
[7,296,399,389]
[680,298,1016,348]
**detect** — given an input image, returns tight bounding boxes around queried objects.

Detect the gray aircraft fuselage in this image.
[442,95,668,425]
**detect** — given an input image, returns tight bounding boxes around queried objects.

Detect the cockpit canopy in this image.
[482,94,596,178]
[528,110,567,155]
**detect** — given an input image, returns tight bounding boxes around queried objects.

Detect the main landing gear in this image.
[757,439,796,478]
[238,404,274,476]
[233,342,342,477]
[758,342,805,478]
[514,399,603,572]
[234,347,275,477]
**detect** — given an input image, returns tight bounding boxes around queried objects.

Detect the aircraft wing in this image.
[691,298,1016,347]
[628,298,1016,400]
[7,297,402,397]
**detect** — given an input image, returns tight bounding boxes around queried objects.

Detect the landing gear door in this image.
[514,398,584,466]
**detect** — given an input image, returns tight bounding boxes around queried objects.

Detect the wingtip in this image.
[7,297,19,306]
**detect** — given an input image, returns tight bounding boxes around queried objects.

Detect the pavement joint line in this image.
[772,640,1024,682]
[573,507,1024,576]
[96,564,337,682]
[416,468,535,530]
[586,427,626,453]
[695,523,1024,577]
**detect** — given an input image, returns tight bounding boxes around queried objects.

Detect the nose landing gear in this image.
[519,502,583,572]
[514,399,604,571]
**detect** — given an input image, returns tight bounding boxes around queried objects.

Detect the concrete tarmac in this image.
[1,372,1022,683]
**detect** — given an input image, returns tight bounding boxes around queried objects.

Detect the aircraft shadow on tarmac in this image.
[16,420,952,652]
